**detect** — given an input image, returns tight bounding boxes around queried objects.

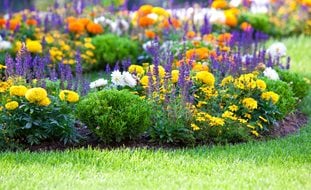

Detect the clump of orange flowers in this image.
[26,19,38,26]
[186,47,209,60]
[145,30,156,39]
[138,17,155,28]
[86,22,103,35]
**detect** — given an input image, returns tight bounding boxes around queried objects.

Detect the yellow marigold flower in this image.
[228,105,239,112]
[148,65,166,78]
[195,71,215,86]
[211,0,227,9]
[25,87,48,103]
[26,40,42,53]
[192,63,209,72]
[128,65,145,76]
[0,106,3,111]
[0,64,7,69]
[152,7,170,17]
[244,113,252,119]
[59,90,79,103]
[261,91,279,104]
[209,117,225,127]
[256,79,266,91]
[191,123,200,131]
[38,97,51,106]
[0,81,10,93]
[86,50,94,57]
[84,43,95,49]
[171,70,179,83]
[9,85,28,97]
[222,111,237,120]
[140,76,149,87]
[221,75,234,86]
[234,73,256,90]
[5,101,19,110]
[242,98,258,110]
[251,130,259,137]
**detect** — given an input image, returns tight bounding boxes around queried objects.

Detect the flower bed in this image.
[0,1,310,150]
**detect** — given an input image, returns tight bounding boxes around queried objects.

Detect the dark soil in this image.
[26,111,309,152]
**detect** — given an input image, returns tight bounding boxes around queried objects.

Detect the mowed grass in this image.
[0,36,311,190]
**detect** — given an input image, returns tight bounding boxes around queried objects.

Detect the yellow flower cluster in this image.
[59,90,80,103]
[128,65,145,76]
[25,87,51,106]
[221,75,234,86]
[9,85,28,97]
[26,40,42,53]
[171,70,179,83]
[5,101,19,110]
[242,97,258,110]
[234,73,257,90]
[195,71,215,86]
[261,91,280,104]
[0,81,11,93]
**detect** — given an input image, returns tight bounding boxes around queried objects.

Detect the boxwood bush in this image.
[92,34,141,70]
[76,89,152,143]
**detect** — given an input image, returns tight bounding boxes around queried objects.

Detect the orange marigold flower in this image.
[68,21,85,34]
[26,19,37,26]
[145,30,156,39]
[66,16,77,23]
[79,18,91,26]
[186,48,209,60]
[186,31,196,39]
[225,12,237,27]
[86,22,103,35]
[203,34,215,43]
[218,33,232,45]
[211,0,228,9]
[8,19,20,31]
[0,18,6,28]
[241,22,252,31]
[138,4,153,16]
[138,16,155,27]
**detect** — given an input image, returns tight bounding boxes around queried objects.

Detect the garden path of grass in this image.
[0,36,310,190]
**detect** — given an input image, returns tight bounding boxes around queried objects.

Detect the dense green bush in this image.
[263,78,297,119]
[92,34,141,70]
[76,89,152,143]
[149,98,195,145]
[277,69,310,100]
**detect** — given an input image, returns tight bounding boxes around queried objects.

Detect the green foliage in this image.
[263,77,297,119]
[0,96,79,150]
[92,34,141,69]
[149,98,195,145]
[76,89,152,143]
[277,69,310,100]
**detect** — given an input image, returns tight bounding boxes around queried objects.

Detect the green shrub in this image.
[277,69,310,100]
[149,98,195,145]
[92,34,141,70]
[263,78,297,119]
[76,89,152,143]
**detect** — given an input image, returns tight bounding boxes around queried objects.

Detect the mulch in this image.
[26,111,309,152]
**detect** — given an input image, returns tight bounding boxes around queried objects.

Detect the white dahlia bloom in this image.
[122,71,137,88]
[263,67,280,80]
[111,70,125,86]
[89,78,108,89]
[266,42,287,59]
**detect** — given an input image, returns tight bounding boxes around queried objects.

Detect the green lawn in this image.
[0,36,311,190]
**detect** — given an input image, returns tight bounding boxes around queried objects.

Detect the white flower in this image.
[250,0,270,14]
[208,9,226,24]
[89,78,108,89]
[122,71,137,88]
[111,70,125,86]
[230,0,242,7]
[0,36,12,51]
[266,42,287,59]
[263,67,279,80]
